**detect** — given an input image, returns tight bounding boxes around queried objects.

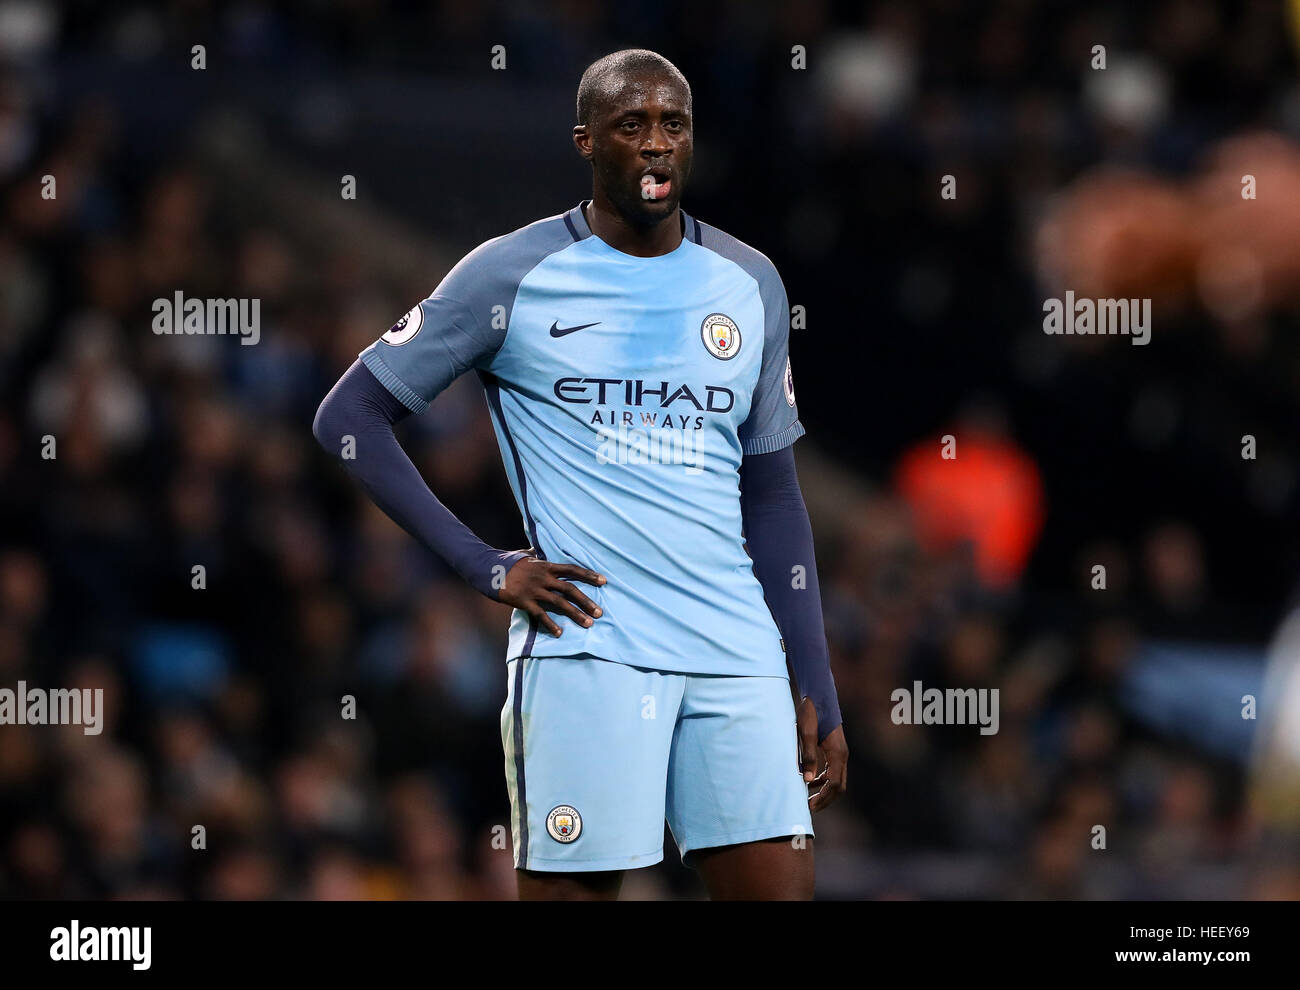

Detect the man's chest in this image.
[494,252,765,430]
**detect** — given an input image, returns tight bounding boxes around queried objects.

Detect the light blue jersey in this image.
[361,201,803,677]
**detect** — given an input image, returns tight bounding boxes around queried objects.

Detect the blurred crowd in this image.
[3,0,1300,899]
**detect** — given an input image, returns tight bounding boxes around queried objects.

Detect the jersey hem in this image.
[506,651,791,680]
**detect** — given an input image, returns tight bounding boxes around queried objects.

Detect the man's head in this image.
[573,49,693,227]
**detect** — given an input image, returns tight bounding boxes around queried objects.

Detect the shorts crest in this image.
[546,805,582,843]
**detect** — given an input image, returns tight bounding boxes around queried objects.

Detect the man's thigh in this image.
[501,656,684,874]
[692,836,814,900]
[665,673,814,890]
[516,868,625,901]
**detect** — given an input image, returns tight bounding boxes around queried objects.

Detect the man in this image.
[314,49,846,900]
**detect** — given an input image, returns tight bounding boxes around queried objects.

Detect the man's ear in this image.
[573,125,593,161]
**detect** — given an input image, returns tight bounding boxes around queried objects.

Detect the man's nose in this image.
[641,126,673,154]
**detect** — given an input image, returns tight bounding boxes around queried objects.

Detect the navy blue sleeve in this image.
[740,445,842,741]
[313,360,528,599]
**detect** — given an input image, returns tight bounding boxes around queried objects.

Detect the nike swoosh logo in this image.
[549,321,602,338]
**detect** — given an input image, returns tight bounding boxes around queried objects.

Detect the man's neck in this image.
[583,198,682,258]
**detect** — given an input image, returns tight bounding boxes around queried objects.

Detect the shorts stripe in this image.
[511,657,530,866]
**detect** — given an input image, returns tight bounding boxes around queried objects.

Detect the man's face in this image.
[576,73,693,226]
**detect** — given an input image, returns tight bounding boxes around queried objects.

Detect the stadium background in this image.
[2,0,1300,899]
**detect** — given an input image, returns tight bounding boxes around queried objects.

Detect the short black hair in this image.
[575,49,691,127]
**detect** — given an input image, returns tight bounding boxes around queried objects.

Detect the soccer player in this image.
[314,49,846,900]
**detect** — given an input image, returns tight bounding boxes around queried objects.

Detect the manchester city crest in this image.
[546,805,582,843]
[701,313,741,360]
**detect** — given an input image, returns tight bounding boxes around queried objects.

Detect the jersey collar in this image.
[565,200,700,246]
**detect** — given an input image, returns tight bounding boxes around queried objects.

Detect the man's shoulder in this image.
[690,216,782,290]
[467,208,581,267]
[439,208,581,296]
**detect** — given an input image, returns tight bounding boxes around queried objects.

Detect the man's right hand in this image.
[498,556,606,637]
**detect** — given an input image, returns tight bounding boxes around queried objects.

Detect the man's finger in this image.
[528,605,563,638]
[825,732,849,794]
[805,766,829,798]
[809,747,848,811]
[809,781,842,813]
[811,780,844,811]
[548,563,606,587]
[539,592,594,628]
[808,771,843,812]
[550,580,602,618]
[799,724,819,782]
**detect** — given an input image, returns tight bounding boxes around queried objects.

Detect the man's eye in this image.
[666,121,683,131]
[620,121,639,131]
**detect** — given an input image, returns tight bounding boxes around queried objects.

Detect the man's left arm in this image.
[740,445,848,812]
[731,253,847,810]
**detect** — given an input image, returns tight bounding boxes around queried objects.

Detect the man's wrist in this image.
[808,692,842,744]
[461,547,530,600]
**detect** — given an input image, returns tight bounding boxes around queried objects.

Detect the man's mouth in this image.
[640,169,672,201]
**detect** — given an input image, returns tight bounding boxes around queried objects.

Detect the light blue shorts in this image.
[500,655,814,872]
